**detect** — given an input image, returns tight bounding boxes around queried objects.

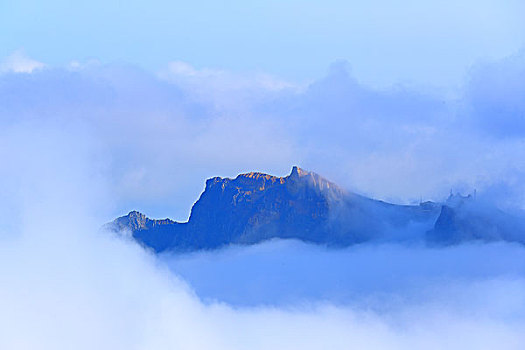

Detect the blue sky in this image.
[2,0,525,88]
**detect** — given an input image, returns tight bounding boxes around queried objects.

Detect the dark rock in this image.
[107,166,444,252]
[427,193,525,245]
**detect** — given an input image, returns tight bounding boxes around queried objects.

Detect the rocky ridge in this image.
[108,166,525,252]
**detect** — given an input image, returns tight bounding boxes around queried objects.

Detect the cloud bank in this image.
[2,51,525,220]
[164,239,525,307]
[0,50,524,348]
[0,122,524,349]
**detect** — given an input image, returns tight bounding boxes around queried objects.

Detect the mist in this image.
[0,124,522,349]
[163,239,525,307]
[2,51,525,220]
[1,51,525,348]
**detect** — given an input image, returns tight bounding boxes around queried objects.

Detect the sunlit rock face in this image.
[187,166,349,248]
[108,167,447,252]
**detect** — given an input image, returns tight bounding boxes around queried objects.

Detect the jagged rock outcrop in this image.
[108,166,444,252]
[427,193,525,245]
[109,210,183,252]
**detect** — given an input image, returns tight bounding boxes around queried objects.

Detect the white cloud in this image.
[159,61,299,114]
[163,60,298,91]
[163,239,525,307]
[0,123,524,350]
[0,50,45,73]
[0,52,524,219]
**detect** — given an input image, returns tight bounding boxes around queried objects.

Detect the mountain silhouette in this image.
[108,167,525,252]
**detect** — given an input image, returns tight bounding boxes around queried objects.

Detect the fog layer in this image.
[1,54,525,348]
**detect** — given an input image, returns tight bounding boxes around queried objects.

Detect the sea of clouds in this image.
[1,50,525,219]
[0,51,524,349]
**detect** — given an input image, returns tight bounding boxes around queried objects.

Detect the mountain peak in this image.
[290,165,309,178]
[203,166,340,196]
[287,166,341,194]
[128,210,146,219]
[127,210,147,229]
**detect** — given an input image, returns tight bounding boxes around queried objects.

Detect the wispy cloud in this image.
[0,50,45,73]
[164,239,525,307]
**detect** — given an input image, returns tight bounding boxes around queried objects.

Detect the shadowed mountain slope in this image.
[427,193,525,245]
